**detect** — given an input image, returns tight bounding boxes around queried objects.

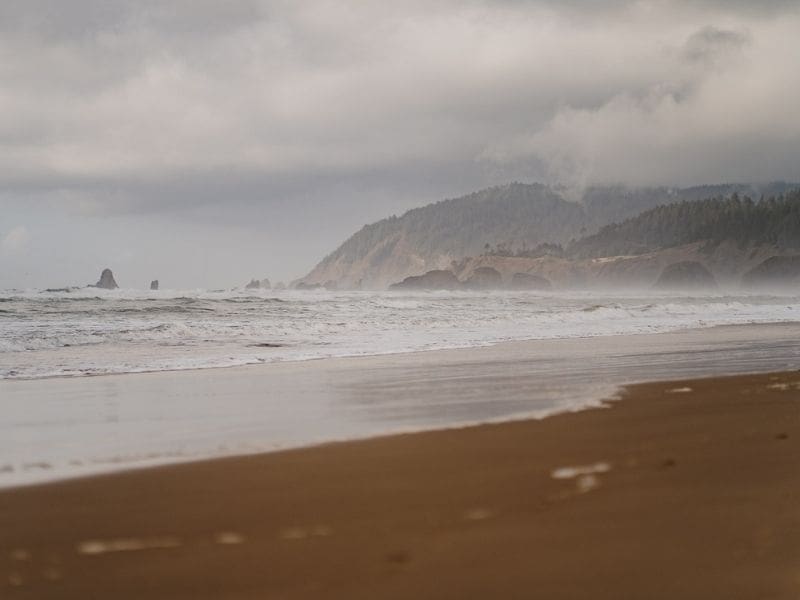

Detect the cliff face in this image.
[298,182,794,290]
[450,241,780,290]
[388,270,461,291]
[654,261,717,290]
[742,256,800,288]
[301,183,586,289]
[303,232,447,290]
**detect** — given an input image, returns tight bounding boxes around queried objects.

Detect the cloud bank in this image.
[1,0,799,286]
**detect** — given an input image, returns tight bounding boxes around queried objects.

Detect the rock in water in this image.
[510,272,552,291]
[389,270,461,291]
[741,255,800,289]
[654,261,716,290]
[462,267,503,290]
[150,280,159,290]
[95,268,118,290]
[245,278,271,290]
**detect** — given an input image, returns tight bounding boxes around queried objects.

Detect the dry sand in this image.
[1,370,799,599]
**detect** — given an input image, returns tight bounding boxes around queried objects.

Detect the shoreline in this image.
[2,320,797,383]
[0,383,620,494]
[2,321,800,489]
[2,370,799,598]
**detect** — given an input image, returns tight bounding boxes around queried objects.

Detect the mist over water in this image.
[2,287,799,380]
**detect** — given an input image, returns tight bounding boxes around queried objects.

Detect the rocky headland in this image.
[296,185,800,291]
[297,182,798,290]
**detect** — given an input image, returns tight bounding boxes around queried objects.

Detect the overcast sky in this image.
[2,0,799,289]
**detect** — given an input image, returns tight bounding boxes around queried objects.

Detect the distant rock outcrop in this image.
[462,267,503,290]
[509,272,552,290]
[150,280,159,290]
[654,261,716,290]
[245,278,271,290]
[741,256,800,288]
[295,282,322,290]
[389,270,461,291]
[94,268,118,290]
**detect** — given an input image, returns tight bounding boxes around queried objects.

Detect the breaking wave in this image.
[1,287,799,379]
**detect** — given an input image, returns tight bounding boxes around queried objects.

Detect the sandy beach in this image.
[1,369,799,599]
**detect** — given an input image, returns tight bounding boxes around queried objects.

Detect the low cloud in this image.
[681,26,750,64]
[0,1,799,286]
[1,226,31,253]
[482,19,800,188]
[0,1,798,201]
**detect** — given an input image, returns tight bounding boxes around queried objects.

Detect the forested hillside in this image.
[299,182,798,289]
[568,190,800,259]
[319,184,580,267]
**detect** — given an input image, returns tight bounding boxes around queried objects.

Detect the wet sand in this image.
[1,370,799,599]
[4,322,800,488]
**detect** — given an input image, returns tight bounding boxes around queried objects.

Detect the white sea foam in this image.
[1,288,799,380]
[551,462,612,479]
[76,536,182,555]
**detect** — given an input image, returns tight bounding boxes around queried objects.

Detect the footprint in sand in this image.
[280,527,308,540]
[575,474,599,493]
[279,525,333,541]
[214,532,246,545]
[10,549,31,561]
[386,550,411,564]
[463,508,494,521]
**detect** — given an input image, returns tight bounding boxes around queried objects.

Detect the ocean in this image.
[2,287,800,487]
[2,287,799,380]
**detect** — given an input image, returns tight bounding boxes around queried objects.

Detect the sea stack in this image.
[95,268,118,290]
[244,278,271,290]
[150,280,159,290]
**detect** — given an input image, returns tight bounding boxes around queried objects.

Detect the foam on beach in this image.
[551,462,612,480]
[77,537,182,555]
